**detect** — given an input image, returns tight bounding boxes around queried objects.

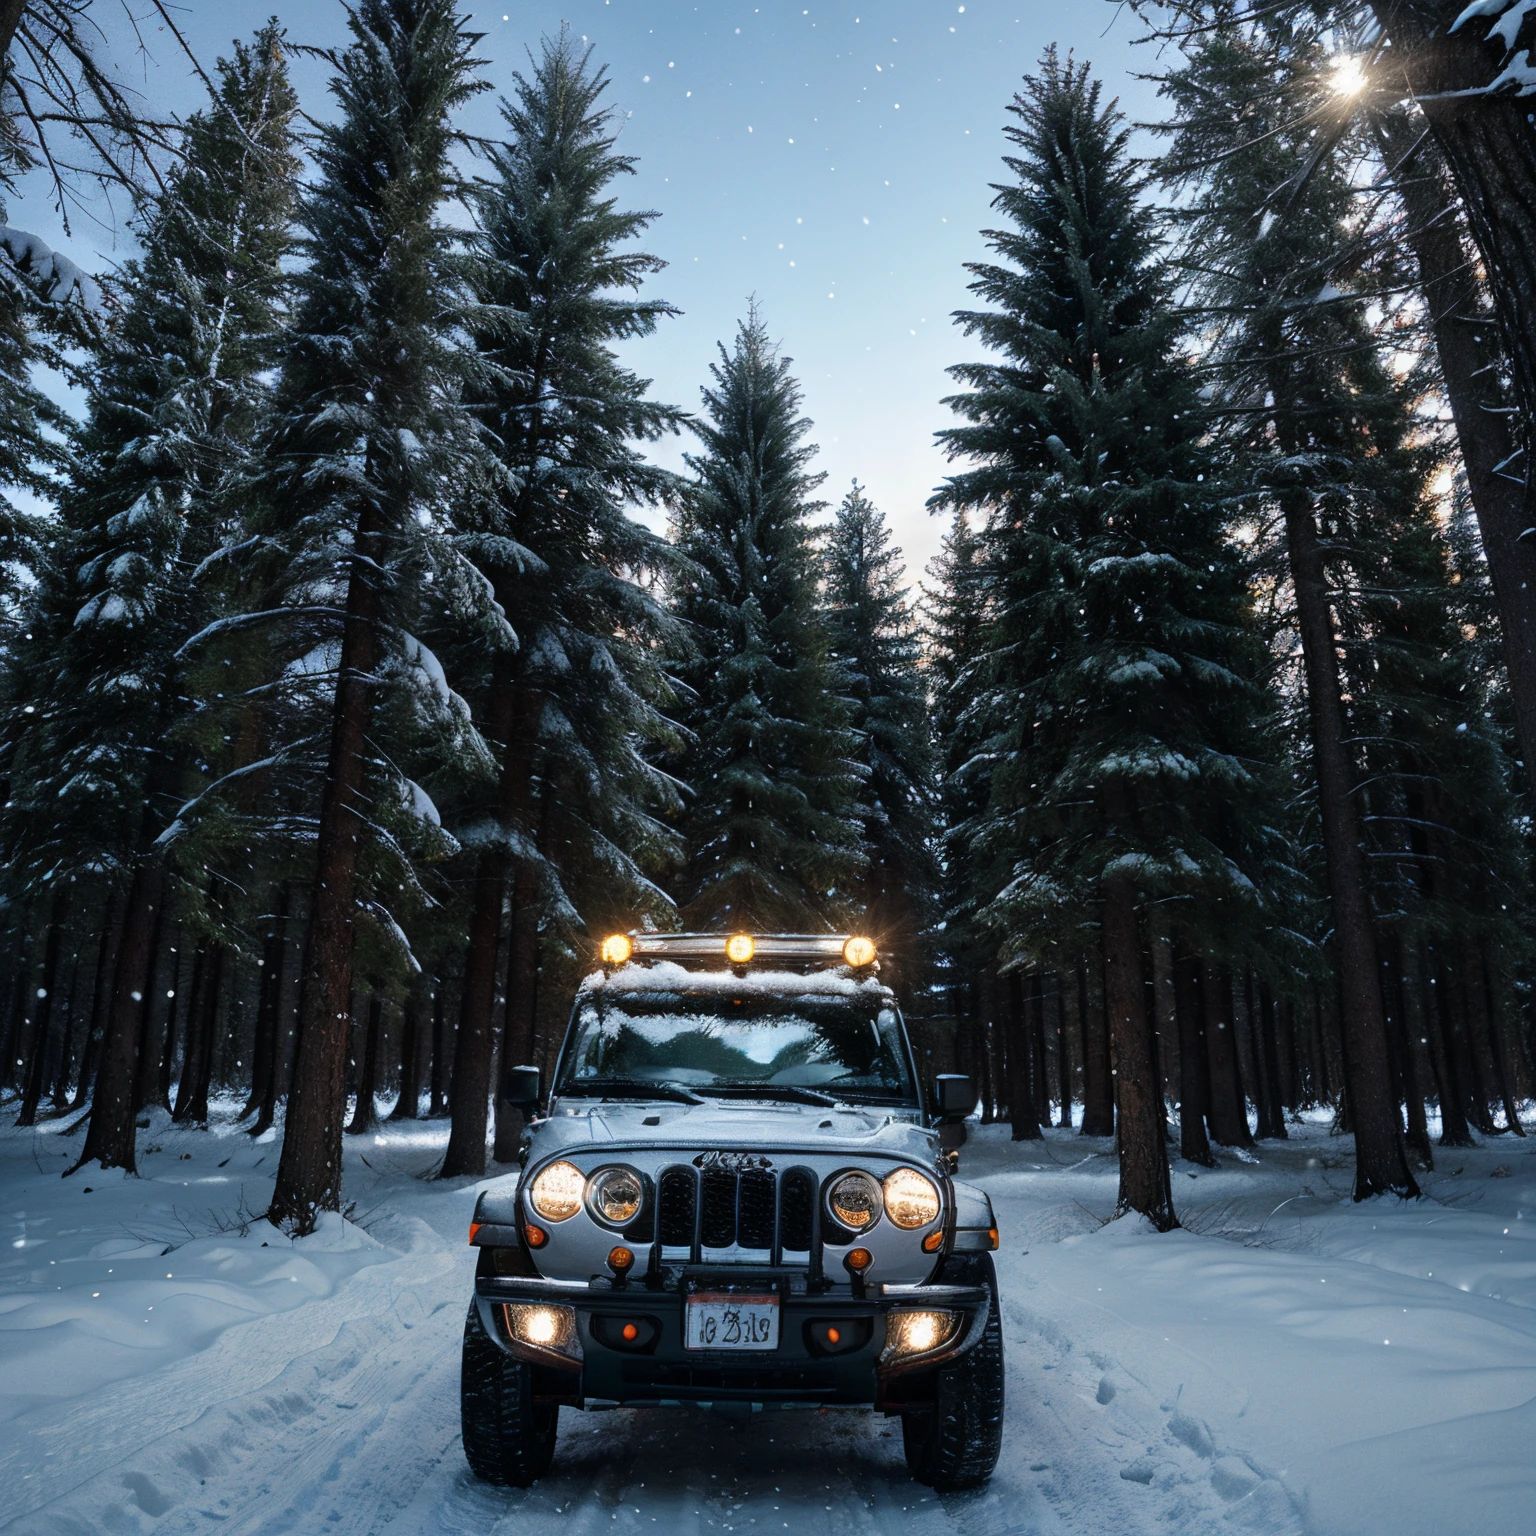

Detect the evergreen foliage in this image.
[932,49,1283,978]
[671,309,863,932]
[823,480,938,981]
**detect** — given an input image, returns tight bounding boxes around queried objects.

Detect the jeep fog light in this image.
[883,1309,960,1361]
[883,1167,940,1229]
[529,1159,585,1222]
[503,1302,583,1362]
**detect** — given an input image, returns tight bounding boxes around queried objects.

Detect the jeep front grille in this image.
[655,1163,821,1265]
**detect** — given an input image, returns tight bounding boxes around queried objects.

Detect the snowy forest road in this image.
[4,1111,1536,1535]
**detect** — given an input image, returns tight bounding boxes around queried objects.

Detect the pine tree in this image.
[1151,6,1521,1194]
[438,30,686,1176]
[246,0,487,1232]
[671,309,863,932]
[932,51,1285,1229]
[0,26,300,1172]
[823,480,937,993]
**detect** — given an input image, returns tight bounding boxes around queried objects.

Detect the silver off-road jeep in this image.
[460,933,1003,1490]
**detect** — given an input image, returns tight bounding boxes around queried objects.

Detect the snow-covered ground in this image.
[2,1102,1534,1535]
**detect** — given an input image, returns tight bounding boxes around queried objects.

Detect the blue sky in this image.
[32,0,1163,583]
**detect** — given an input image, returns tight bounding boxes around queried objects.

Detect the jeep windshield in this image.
[555,988,918,1107]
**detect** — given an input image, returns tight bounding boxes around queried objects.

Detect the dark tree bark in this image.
[1283,495,1419,1198]
[1243,972,1277,1140]
[1005,971,1042,1141]
[136,919,181,1113]
[1390,935,1434,1166]
[268,496,383,1232]
[175,945,223,1124]
[1444,953,1496,1134]
[244,887,290,1124]
[1277,994,1300,1112]
[1,929,34,1096]
[1172,944,1215,1166]
[1203,966,1254,1149]
[346,992,383,1134]
[71,861,166,1175]
[1258,981,1288,1141]
[1079,953,1115,1136]
[71,892,124,1110]
[17,884,70,1127]
[172,946,209,1122]
[1371,111,1536,782]
[1423,942,1473,1146]
[493,859,542,1162]
[1480,950,1526,1136]
[50,947,83,1110]
[429,976,451,1117]
[1028,972,1050,1125]
[389,978,425,1121]
[442,681,539,1179]
[1055,973,1073,1128]
[1101,870,1177,1229]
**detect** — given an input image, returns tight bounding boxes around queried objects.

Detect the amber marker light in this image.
[524,1222,548,1248]
[827,1326,842,1344]
[622,1323,639,1342]
[725,933,755,964]
[468,1222,481,1246]
[844,1247,874,1273]
[608,1246,635,1274]
[923,1230,944,1253]
[600,933,633,965]
[842,935,876,967]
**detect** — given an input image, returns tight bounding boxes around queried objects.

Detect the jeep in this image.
[460,932,1003,1489]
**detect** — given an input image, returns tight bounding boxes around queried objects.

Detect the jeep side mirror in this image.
[932,1074,974,1121]
[501,1064,541,1112]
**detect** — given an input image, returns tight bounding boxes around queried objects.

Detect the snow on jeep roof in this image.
[578,958,892,1002]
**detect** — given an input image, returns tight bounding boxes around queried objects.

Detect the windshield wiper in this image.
[558,1079,704,1105]
[695,1084,840,1107]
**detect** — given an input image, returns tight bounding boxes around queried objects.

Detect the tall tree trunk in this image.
[1480,950,1525,1135]
[1100,867,1177,1229]
[1258,980,1289,1141]
[1390,934,1434,1166]
[175,946,223,1124]
[493,858,542,1162]
[136,918,180,1112]
[1172,943,1215,1166]
[1283,495,1419,1198]
[1,928,34,1096]
[18,884,70,1127]
[71,861,166,1175]
[172,947,210,1122]
[389,977,425,1121]
[1203,966,1254,1149]
[1005,971,1042,1141]
[1028,972,1050,1126]
[442,679,539,1179]
[245,887,290,1124]
[346,992,383,1135]
[1445,953,1496,1134]
[50,947,83,1109]
[1372,110,1536,783]
[1424,941,1474,1146]
[1055,973,1073,1128]
[429,976,450,1117]
[1079,953,1115,1136]
[1243,972,1277,1140]
[268,498,383,1233]
[71,895,121,1110]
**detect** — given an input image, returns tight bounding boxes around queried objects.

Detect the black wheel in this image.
[901,1252,1005,1490]
[460,1300,559,1486]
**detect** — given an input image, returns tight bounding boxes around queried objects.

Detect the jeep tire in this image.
[460,1301,559,1486]
[900,1253,1004,1490]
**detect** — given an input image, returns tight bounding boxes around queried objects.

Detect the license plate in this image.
[685,1292,779,1351]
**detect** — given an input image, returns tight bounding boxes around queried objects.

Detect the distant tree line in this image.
[2,0,1535,1233]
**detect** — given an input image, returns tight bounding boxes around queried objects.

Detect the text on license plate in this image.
[685,1292,779,1351]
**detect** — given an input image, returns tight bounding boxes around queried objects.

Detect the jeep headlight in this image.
[827,1170,883,1231]
[883,1167,941,1230]
[528,1159,585,1222]
[587,1166,644,1227]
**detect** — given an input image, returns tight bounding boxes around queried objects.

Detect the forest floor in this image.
[1,1102,1534,1535]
